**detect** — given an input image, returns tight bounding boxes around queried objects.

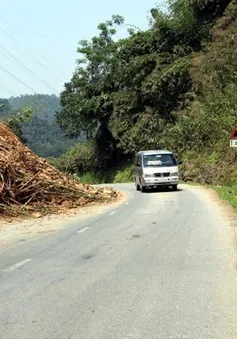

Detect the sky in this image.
[0,0,160,98]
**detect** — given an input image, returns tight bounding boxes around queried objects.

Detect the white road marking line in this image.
[109,211,117,216]
[4,259,32,272]
[77,227,90,234]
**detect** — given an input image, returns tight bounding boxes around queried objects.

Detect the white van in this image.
[133,150,181,192]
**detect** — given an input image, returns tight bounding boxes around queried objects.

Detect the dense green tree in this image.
[57,15,125,167]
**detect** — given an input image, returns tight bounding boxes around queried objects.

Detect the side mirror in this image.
[178,160,182,165]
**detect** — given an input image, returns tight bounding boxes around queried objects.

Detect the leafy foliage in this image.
[48,141,96,173]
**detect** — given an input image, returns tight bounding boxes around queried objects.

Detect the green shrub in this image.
[76,163,133,184]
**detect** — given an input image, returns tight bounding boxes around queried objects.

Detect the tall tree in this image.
[57,15,124,167]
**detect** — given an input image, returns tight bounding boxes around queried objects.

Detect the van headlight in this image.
[170,172,178,176]
[143,174,154,178]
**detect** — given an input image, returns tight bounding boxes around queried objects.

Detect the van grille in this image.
[154,172,170,177]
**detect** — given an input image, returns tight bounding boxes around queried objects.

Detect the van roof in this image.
[137,150,173,155]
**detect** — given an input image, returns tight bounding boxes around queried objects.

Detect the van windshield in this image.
[143,154,177,167]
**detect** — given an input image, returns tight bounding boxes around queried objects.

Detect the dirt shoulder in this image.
[0,191,128,249]
[184,184,237,227]
[183,184,237,258]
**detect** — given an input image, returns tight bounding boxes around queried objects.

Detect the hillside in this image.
[162,0,237,185]
[9,94,60,122]
[7,94,78,158]
[52,0,237,191]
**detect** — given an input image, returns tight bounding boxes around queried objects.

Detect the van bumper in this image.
[142,177,179,187]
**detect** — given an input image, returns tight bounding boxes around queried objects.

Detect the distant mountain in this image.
[7,94,78,158]
[9,94,60,122]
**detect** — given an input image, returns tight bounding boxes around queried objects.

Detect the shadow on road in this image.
[144,187,183,194]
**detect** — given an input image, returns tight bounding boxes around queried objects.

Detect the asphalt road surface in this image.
[1,184,237,339]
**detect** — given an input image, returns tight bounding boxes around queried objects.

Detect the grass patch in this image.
[213,185,237,211]
[76,163,133,184]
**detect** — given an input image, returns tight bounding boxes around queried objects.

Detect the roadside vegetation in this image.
[213,185,237,211]
[76,164,133,185]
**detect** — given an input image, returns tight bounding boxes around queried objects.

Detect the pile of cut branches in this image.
[0,122,118,217]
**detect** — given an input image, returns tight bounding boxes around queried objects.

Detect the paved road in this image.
[0,184,237,339]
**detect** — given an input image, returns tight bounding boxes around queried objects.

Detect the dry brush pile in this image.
[0,122,118,217]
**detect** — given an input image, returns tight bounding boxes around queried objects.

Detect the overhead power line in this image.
[0,43,59,93]
[0,65,36,93]
[0,19,72,111]
[0,27,64,84]
[0,20,67,81]
[0,84,16,96]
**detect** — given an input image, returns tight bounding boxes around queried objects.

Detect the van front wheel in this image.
[172,185,178,191]
[140,185,146,193]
